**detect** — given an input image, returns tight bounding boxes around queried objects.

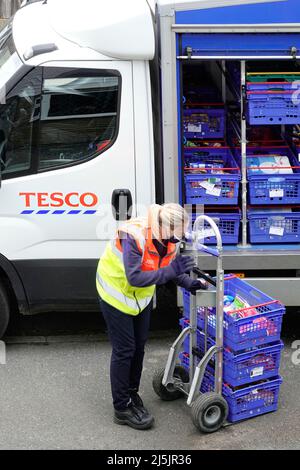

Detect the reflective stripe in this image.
[137,295,152,310]
[96,272,153,312]
[97,273,138,310]
[110,241,124,261]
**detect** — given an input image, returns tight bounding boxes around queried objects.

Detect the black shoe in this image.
[114,403,154,430]
[130,392,150,415]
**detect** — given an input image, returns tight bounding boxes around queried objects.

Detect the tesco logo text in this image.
[19,192,98,208]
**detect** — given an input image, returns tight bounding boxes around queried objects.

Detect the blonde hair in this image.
[147,203,189,241]
[118,204,189,242]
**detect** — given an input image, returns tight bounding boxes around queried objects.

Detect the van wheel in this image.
[0,283,10,338]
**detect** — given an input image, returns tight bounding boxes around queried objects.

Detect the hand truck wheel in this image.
[152,366,189,401]
[191,392,228,433]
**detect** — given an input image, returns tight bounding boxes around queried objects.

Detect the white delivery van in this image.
[0,0,300,337]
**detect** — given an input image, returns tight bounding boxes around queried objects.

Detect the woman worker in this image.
[96,203,206,430]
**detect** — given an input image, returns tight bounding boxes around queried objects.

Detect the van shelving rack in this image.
[213,60,300,247]
[179,55,300,318]
[181,62,242,244]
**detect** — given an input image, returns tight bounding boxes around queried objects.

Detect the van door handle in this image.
[111,189,133,221]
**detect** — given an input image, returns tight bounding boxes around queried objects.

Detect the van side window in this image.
[0,68,42,179]
[0,67,121,180]
[38,68,121,171]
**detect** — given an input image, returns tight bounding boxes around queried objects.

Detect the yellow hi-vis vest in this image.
[96,222,176,315]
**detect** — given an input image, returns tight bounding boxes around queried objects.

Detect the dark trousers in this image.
[99,297,152,411]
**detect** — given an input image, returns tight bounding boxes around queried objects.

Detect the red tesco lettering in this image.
[19,192,99,208]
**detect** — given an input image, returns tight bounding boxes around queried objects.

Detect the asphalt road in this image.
[0,310,299,450]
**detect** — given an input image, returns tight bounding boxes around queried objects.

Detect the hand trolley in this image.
[152,215,228,433]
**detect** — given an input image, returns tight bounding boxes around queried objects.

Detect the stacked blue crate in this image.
[182,80,241,244]
[245,71,300,242]
[179,275,285,423]
[246,72,300,126]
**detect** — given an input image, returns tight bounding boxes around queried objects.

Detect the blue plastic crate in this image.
[247,90,300,125]
[182,276,285,352]
[182,289,191,315]
[201,369,282,423]
[179,319,283,387]
[248,209,300,243]
[244,146,300,205]
[183,107,225,139]
[190,209,241,245]
[222,342,283,386]
[178,352,282,422]
[184,148,240,205]
[247,82,300,92]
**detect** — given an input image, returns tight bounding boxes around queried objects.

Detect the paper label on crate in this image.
[206,186,222,197]
[250,366,264,378]
[269,226,284,236]
[188,123,201,133]
[199,228,216,239]
[269,189,284,198]
[199,181,215,191]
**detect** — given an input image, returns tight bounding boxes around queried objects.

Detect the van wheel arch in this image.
[0,254,30,329]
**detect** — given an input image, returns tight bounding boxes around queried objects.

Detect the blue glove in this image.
[187,279,208,295]
[169,255,195,276]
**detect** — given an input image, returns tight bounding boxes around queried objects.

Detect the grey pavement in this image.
[0,334,299,450]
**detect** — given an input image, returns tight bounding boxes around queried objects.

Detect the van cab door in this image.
[0,61,136,309]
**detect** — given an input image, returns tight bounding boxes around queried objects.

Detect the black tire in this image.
[0,283,10,339]
[191,392,228,433]
[152,366,189,401]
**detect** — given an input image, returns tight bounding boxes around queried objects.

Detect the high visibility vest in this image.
[96,222,177,315]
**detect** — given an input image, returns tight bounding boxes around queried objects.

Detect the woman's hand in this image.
[170,255,195,276]
[186,279,208,295]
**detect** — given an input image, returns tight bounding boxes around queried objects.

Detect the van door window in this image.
[38,68,120,171]
[0,68,42,179]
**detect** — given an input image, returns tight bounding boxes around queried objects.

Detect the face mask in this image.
[169,236,181,244]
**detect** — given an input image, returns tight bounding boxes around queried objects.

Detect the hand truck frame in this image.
[153,215,229,433]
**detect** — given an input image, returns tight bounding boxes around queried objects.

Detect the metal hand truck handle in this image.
[192,214,223,255]
[189,215,224,397]
[192,267,216,287]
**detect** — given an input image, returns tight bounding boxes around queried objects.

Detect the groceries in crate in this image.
[247,155,293,175]
[223,294,257,318]
[185,139,224,148]
[183,110,224,135]
[183,107,225,139]
[224,380,277,405]
[184,152,228,174]
[196,296,279,338]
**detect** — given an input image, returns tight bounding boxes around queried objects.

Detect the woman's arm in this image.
[121,235,178,287]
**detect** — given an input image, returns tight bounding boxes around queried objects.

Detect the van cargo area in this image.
[179,58,300,243]
[165,30,300,304]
